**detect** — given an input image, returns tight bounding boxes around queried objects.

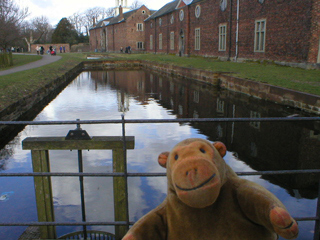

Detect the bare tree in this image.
[81,7,113,36]
[68,12,84,34]
[130,0,144,10]
[22,16,52,52]
[0,0,29,49]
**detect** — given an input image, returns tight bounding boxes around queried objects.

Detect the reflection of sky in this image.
[0,71,316,239]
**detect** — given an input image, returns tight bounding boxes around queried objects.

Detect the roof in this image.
[146,0,184,20]
[190,0,205,5]
[91,6,156,30]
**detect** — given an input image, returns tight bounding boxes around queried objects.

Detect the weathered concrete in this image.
[219,74,320,115]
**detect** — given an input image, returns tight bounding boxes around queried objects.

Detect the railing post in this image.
[31,150,56,239]
[113,147,129,239]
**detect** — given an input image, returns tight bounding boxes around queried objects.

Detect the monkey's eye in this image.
[200,148,206,153]
[174,154,179,160]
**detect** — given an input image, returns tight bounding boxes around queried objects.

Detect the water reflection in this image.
[0,70,318,240]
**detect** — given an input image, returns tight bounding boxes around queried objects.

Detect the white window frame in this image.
[150,35,153,50]
[254,19,266,52]
[179,10,184,21]
[195,28,200,50]
[137,23,144,31]
[219,24,227,51]
[195,5,201,18]
[159,33,163,50]
[137,41,144,50]
[170,31,175,50]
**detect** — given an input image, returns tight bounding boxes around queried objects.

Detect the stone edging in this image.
[83,59,320,115]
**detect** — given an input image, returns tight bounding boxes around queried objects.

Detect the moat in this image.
[0,69,319,239]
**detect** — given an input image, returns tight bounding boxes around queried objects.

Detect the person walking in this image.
[36,45,40,55]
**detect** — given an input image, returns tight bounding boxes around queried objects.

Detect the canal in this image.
[0,69,319,239]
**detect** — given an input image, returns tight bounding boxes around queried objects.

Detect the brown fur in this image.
[123,138,298,240]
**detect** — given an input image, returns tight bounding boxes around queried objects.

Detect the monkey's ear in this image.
[213,142,227,157]
[158,152,169,168]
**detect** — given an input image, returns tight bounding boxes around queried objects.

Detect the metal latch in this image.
[65,119,91,140]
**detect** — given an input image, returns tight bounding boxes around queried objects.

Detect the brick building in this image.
[143,0,320,65]
[144,0,187,55]
[89,5,155,52]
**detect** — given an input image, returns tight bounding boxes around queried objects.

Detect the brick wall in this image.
[144,0,319,64]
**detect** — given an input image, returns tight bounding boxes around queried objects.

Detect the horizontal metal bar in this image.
[0,117,319,125]
[0,169,319,177]
[1,216,317,227]
[0,221,133,226]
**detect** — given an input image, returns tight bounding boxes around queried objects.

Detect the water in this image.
[0,70,319,239]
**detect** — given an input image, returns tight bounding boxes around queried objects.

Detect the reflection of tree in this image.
[0,140,17,171]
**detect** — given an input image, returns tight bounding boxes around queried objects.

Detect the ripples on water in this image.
[0,70,319,239]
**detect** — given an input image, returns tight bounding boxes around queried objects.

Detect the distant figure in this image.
[120,47,123,53]
[128,46,131,54]
[36,45,40,55]
[63,46,65,53]
[50,49,56,55]
[60,46,62,53]
[40,46,44,55]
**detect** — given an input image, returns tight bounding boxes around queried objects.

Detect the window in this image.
[254,19,266,52]
[137,23,143,31]
[220,0,227,11]
[193,90,199,103]
[170,15,174,24]
[195,5,201,18]
[159,33,163,50]
[219,24,227,51]
[137,42,144,49]
[179,10,184,21]
[195,28,200,50]
[170,32,175,50]
[159,18,162,26]
[150,22,153,28]
[250,111,261,129]
[150,35,153,50]
[258,0,264,3]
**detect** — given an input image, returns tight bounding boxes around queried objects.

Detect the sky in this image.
[17,0,182,26]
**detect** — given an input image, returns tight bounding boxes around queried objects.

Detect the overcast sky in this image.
[18,0,184,26]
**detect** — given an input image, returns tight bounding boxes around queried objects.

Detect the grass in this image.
[0,54,42,70]
[107,53,320,96]
[0,53,84,111]
[0,52,319,113]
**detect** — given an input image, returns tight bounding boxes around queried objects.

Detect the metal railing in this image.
[0,116,319,240]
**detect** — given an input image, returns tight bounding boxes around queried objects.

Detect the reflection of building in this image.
[117,91,130,113]
[87,69,320,198]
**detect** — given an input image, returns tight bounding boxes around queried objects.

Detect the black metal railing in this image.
[0,116,319,240]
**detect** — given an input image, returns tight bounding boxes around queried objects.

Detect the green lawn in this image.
[0,53,84,111]
[108,53,320,96]
[0,54,42,70]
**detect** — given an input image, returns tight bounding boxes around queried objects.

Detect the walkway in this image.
[0,54,62,76]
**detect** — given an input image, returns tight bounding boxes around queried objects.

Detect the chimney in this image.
[119,5,123,18]
[93,17,96,27]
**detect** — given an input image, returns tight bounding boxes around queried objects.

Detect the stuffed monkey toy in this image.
[123,138,298,240]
